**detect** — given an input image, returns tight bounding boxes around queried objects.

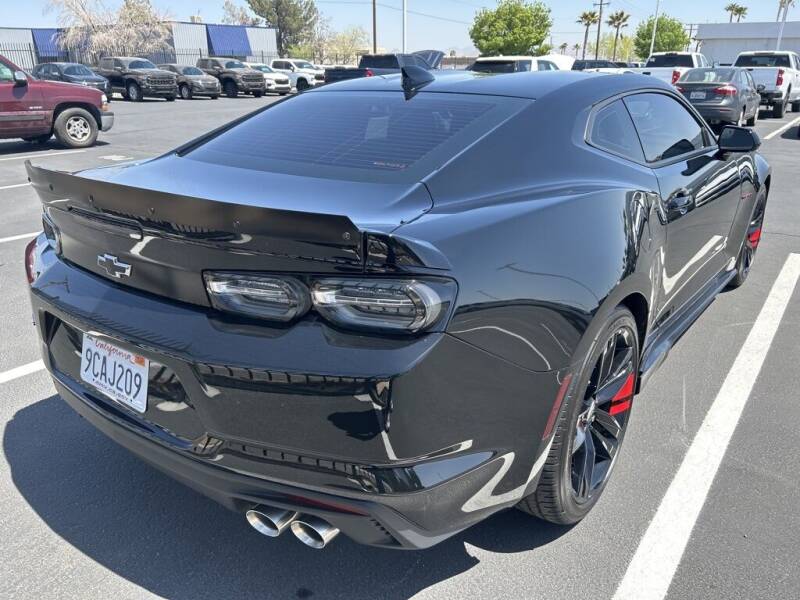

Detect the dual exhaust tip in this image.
[245,505,340,549]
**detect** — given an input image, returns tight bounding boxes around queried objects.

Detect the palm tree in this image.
[559,42,569,54]
[725,3,740,22]
[606,10,631,61]
[577,11,599,60]
[777,0,795,20]
[573,43,581,57]
[735,5,748,21]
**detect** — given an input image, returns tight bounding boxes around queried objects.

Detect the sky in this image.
[3,0,793,54]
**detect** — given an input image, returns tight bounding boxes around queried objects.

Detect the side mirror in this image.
[718,125,761,153]
[13,71,28,86]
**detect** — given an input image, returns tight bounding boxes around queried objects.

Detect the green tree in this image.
[222,0,262,26]
[247,0,319,57]
[634,14,690,58]
[572,43,581,57]
[725,2,740,22]
[469,0,552,56]
[577,11,599,60]
[559,42,568,54]
[735,5,748,22]
[606,10,630,61]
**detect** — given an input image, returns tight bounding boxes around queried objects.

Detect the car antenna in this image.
[401,66,435,100]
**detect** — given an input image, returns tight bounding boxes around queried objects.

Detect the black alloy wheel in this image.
[518,306,639,524]
[728,192,767,289]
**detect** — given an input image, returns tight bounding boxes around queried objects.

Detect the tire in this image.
[252,90,263,98]
[210,95,219,100]
[126,81,142,102]
[179,84,192,100]
[296,78,310,92]
[279,92,289,96]
[728,192,767,290]
[773,99,786,118]
[224,80,238,98]
[792,101,800,112]
[736,108,746,127]
[746,106,759,127]
[165,95,176,102]
[53,108,98,148]
[517,306,639,524]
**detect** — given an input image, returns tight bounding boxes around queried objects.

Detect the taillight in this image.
[777,69,784,86]
[671,70,681,84]
[204,273,311,322]
[714,85,738,96]
[365,69,374,77]
[24,238,38,284]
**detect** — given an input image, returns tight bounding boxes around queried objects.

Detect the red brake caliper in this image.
[609,373,635,416]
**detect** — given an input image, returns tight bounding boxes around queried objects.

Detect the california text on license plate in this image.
[80,334,149,412]
[691,91,706,100]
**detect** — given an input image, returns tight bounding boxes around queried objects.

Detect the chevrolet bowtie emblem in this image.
[97,254,131,278]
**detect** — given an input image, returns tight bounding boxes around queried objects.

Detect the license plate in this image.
[690,91,707,100]
[80,334,149,412]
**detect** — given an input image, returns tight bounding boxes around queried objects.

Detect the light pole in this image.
[776,1,790,50]
[372,0,377,54]
[649,0,661,58]
[402,0,407,53]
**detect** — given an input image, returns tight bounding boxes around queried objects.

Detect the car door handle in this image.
[666,193,695,217]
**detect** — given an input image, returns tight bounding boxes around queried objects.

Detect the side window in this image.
[100,58,111,69]
[589,99,645,163]
[517,60,531,72]
[0,62,13,82]
[113,59,123,69]
[624,93,708,163]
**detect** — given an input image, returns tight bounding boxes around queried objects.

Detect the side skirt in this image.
[638,267,736,391]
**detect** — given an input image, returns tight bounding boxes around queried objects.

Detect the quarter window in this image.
[0,62,13,82]
[589,100,645,163]
[624,93,708,163]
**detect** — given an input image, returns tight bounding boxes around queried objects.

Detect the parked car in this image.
[271,58,326,90]
[157,64,220,100]
[468,55,561,73]
[628,52,710,85]
[31,62,111,97]
[242,62,291,95]
[676,67,761,126]
[733,51,800,118]
[196,57,265,98]
[324,52,444,84]
[572,59,621,71]
[24,70,769,550]
[94,57,177,101]
[0,54,112,148]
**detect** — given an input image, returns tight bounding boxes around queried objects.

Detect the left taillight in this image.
[671,70,681,85]
[24,238,38,284]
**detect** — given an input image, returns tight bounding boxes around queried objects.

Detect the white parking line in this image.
[0,182,31,191]
[763,115,800,140]
[0,360,45,385]
[0,232,40,244]
[0,149,86,162]
[613,252,800,600]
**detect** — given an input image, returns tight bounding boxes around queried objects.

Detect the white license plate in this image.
[80,334,149,412]
[690,91,707,100]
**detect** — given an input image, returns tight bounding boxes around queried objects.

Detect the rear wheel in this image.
[792,100,800,112]
[728,192,767,289]
[252,90,263,98]
[53,108,98,148]
[179,84,192,100]
[224,80,238,98]
[773,99,786,118]
[126,81,142,102]
[518,307,639,524]
[746,106,759,126]
[165,95,176,102]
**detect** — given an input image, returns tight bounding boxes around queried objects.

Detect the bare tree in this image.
[47,0,171,57]
[221,0,262,26]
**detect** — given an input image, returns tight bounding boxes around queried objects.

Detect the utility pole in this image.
[402,0,407,53]
[776,1,790,50]
[372,0,377,54]
[649,0,661,58]
[594,0,609,60]
[686,23,695,52]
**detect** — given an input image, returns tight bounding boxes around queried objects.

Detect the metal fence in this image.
[0,43,279,69]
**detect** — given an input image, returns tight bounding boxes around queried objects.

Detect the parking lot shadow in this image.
[0,140,109,156]
[5,395,571,600]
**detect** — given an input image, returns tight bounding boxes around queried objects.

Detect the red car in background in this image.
[0,54,113,148]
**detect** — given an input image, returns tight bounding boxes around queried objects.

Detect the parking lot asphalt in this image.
[1,97,799,600]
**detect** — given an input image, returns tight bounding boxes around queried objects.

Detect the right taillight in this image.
[714,85,738,96]
[777,69,784,86]
[365,69,374,77]
[24,237,38,284]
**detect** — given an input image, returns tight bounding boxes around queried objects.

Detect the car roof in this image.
[315,69,673,100]
[474,56,537,62]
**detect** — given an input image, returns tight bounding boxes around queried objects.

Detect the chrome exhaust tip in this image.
[246,506,299,537]
[290,515,340,549]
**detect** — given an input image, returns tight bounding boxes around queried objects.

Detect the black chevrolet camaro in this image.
[25,69,770,550]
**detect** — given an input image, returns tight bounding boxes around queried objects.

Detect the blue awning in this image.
[206,24,252,57]
[32,28,65,58]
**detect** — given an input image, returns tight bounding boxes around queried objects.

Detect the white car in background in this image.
[243,62,291,95]
[270,58,325,91]
[733,51,800,118]
[468,55,563,73]
[628,52,710,85]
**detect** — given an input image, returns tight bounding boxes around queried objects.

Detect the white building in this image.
[696,21,800,65]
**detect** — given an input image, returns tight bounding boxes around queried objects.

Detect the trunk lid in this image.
[744,67,780,90]
[27,155,433,307]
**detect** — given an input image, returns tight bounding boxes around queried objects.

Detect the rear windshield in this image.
[186,91,528,183]
[645,55,694,68]
[680,68,734,83]
[359,55,399,69]
[471,60,516,73]
[734,54,791,68]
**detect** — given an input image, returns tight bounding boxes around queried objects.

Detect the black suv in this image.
[95,57,177,101]
[197,57,266,98]
[32,62,111,97]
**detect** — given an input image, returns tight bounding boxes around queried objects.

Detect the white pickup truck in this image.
[733,51,800,118]
[629,52,710,85]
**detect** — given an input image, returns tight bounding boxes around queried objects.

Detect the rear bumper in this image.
[759,90,783,104]
[28,245,560,548]
[694,105,740,123]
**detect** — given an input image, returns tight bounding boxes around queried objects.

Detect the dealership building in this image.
[0,21,279,69]
[695,21,800,65]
